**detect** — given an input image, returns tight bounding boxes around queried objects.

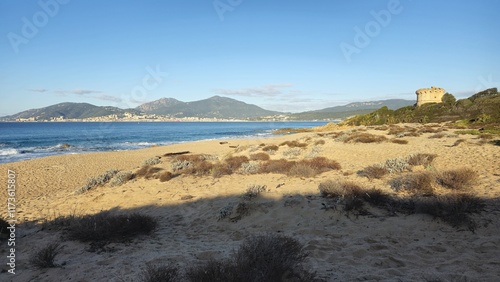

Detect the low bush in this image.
[262,145,279,152]
[186,234,316,282]
[357,165,388,180]
[109,171,134,187]
[211,163,234,178]
[243,184,267,200]
[159,171,174,182]
[407,153,437,166]
[314,139,326,145]
[437,168,478,190]
[383,158,411,174]
[282,147,303,159]
[66,212,157,243]
[141,262,180,282]
[249,152,270,161]
[259,159,296,174]
[29,242,62,269]
[429,132,447,139]
[390,139,409,144]
[225,156,249,171]
[389,172,434,195]
[239,162,260,174]
[319,180,363,198]
[279,140,308,148]
[287,163,317,178]
[415,193,484,231]
[143,157,161,166]
[183,161,214,176]
[74,169,119,195]
[301,157,341,172]
[136,166,163,179]
[343,133,388,143]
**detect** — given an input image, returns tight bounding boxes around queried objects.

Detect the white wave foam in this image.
[0,148,19,156]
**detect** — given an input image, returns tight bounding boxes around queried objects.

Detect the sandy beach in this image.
[1,123,499,281]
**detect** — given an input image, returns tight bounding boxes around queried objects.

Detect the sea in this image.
[0,121,327,164]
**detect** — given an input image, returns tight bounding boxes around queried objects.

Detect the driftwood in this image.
[163,151,190,157]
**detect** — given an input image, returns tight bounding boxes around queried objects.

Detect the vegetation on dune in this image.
[341,88,500,129]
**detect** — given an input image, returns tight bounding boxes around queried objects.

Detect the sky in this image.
[1,0,499,116]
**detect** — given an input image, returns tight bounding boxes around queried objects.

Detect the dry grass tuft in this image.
[407,153,437,166]
[358,165,389,180]
[343,132,388,143]
[259,159,296,174]
[224,156,249,171]
[249,152,270,161]
[319,180,363,198]
[390,139,409,144]
[429,132,447,139]
[29,242,62,269]
[279,140,308,148]
[159,171,174,182]
[262,145,279,152]
[437,168,478,190]
[389,172,435,195]
[314,139,326,145]
[141,262,179,282]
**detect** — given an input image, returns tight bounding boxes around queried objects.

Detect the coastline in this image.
[1,123,499,280]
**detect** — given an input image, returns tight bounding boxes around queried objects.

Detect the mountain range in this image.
[1,96,415,121]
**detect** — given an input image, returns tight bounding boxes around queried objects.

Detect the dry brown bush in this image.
[389,172,435,195]
[183,161,214,176]
[211,163,233,178]
[391,139,409,144]
[319,180,363,198]
[287,163,317,178]
[249,152,270,161]
[358,165,388,180]
[300,156,341,172]
[259,159,296,174]
[343,133,388,143]
[262,145,279,152]
[279,140,308,148]
[314,139,326,145]
[437,168,478,190]
[429,132,447,139]
[388,126,406,135]
[225,156,249,171]
[407,153,437,166]
[159,171,174,182]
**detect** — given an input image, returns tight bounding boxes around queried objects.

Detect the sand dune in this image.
[1,124,499,281]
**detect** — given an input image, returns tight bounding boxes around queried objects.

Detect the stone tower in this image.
[416,86,445,106]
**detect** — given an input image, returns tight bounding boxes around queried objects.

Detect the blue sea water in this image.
[0,122,326,164]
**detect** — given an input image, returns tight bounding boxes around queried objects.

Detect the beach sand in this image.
[1,124,499,281]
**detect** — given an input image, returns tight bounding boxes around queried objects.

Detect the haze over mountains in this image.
[1,96,414,121]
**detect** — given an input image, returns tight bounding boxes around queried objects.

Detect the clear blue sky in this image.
[1,0,499,115]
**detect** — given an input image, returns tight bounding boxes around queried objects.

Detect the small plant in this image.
[259,159,296,174]
[143,157,161,166]
[407,153,437,166]
[29,242,62,269]
[159,171,174,182]
[66,212,157,242]
[109,171,134,187]
[318,180,363,198]
[429,132,447,139]
[243,184,267,200]
[282,147,303,159]
[415,193,484,231]
[239,161,260,174]
[357,165,388,180]
[211,163,233,178]
[437,168,478,190]
[217,203,234,221]
[249,152,270,161]
[262,145,279,152]
[279,140,308,148]
[343,132,388,143]
[171,160,191,172]
[383,157,410,174]
[314,139,326,145]
[390,139,408,144]
[136,166,163,179]
[225,156,249,171]
[287,163,317,178]
[75,169,119,194]
[141,262,179,282]
[389,172,434,195]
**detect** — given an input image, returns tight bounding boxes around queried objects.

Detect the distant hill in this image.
[136,96,281,118]
[1,102,140,121]
[342,88,500,126]
[289,99,414,120]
